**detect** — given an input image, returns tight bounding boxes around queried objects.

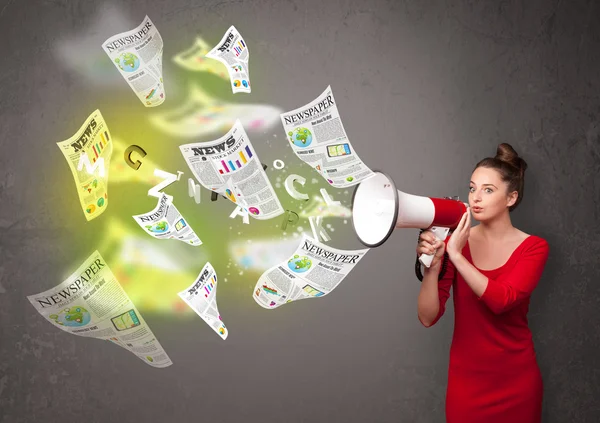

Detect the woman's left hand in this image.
[447,209,471,259]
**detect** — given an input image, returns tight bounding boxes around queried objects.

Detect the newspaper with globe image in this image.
[177,262,228,340]
[132,193,202,246]
[56,109,113,222]
[102,15,165,107]
[253,234,369,309]
[180,119,284,220]
[26,251,173,368]
[206,25,251,94]
[280,85,375,188]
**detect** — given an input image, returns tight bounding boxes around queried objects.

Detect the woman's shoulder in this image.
[521,232,549,255]
[519,229,547,244]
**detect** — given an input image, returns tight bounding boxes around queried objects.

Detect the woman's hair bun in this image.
[495,143,528,174]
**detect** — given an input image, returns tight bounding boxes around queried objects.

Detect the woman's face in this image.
[468,167,517,221]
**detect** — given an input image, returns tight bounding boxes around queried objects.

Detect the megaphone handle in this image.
[418,226,450,268]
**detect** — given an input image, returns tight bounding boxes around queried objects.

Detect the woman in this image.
[416,143,550,423]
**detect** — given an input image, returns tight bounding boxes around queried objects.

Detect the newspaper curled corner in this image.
[57,109,113,221]
[102,15,165,107]
[179,119,284,220]
[280,85,375,188]
[177,262,228,339]
[132,193,202,246]
[253,234,368,309]
[26,251,173,368]
[206,25,251,94]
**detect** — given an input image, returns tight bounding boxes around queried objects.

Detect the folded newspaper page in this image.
[180,119,284,220]
[56,109,113,221]
[253,234,369,309]
[177,262,228,340]
[173,37,228,78]
[206,25,251,94]
[102,15,165,107]
[280,86,375,188]
[27,251,173,368]
[132,193,202,246]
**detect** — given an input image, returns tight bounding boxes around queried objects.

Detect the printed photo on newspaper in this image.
[206,25,251,94]
[252,234,369,309]
[177,262,228,340]
[56,109,113,221]
[27,251,173,368]
[280,85,375,188]
[102,15,165,107]
[132,193,202,246]
[179,119,284,220]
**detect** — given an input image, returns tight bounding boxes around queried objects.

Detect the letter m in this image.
[77,153,105,177]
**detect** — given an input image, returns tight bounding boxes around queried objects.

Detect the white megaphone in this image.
[351,171,468,267]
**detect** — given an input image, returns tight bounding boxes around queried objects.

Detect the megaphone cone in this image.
[351,171,468,262]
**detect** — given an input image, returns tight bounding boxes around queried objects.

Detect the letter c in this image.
[285,174,309,201]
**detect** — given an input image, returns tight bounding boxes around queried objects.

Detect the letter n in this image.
[188,178,201,204]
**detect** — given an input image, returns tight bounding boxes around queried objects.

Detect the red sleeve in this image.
[477,237,549,315]
[420,240,456,327]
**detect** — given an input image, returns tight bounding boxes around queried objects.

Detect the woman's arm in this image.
[449,238,549,314]
[444,210,491,305]
[456,239,549,314]
[417,249,455,327]
[417,264,446,327]
[416,231,455,327]
[447,252,488,297]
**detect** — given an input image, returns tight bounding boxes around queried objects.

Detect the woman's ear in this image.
[506,190,518,208]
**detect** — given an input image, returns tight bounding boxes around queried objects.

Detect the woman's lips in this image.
[472,207,483,213]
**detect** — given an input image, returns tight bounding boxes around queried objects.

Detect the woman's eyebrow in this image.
[469,181,498,189]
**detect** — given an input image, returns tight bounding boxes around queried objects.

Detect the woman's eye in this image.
[485,188,493,193]
[469,187,474,192]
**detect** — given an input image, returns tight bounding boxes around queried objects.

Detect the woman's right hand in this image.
[416,230,446,270]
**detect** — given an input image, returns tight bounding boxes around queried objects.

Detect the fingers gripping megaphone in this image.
[351,171,468,267]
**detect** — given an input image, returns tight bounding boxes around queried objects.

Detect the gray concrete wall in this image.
[1,0,599,422]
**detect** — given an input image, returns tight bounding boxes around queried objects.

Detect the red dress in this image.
[423,235,550,423]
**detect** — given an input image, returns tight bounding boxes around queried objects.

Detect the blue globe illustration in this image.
[146,221,169,233]
[287,255,312,273]
[115,52,140,73]
[50,306,91,327]
[289,127,313,148]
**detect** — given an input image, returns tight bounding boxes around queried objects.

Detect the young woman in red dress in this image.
[416,143,550,423]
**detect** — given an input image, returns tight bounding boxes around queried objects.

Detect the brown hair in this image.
[474,143,528,212]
